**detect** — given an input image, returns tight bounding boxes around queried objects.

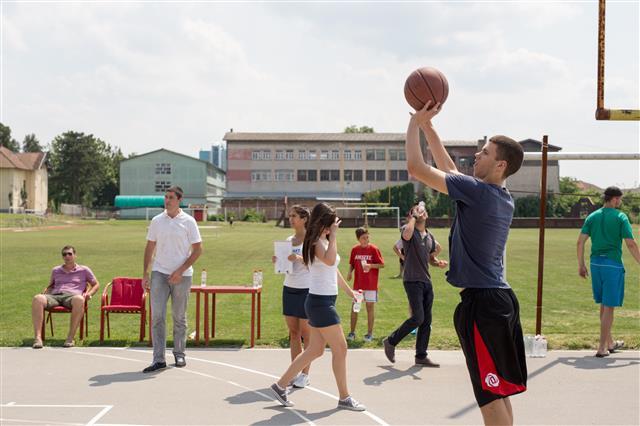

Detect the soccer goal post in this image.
[335,206,401,229]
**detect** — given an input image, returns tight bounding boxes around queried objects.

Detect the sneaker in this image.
[142,362,167,373]
[363,334,374,343]
[270,383,294,407]
[292,373,310,388]
[382,337,395,363]
[415,357,440,368]
[410,328,417,335]
[32,339,43,349]
[347,332,356,341]
[338,396,366,412]
[174,355,186,368]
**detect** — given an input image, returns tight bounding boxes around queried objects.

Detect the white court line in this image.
[68,351,314,425]
[0,419,83,425]
[0,404,112,426]
[86,405,114,426]
[106,348,389,426]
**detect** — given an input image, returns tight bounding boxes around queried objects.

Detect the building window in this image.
[330,150,339,160]
[366,149,385,161]
[275,169,294,181]
[320,150,329,160]
[155,163,171,174]
[389,170,409,181]
[297,169,317,182]
[252,150,271,160]
[389,149,406,161]
[275,150,285,160]
[308,150,317,160]
[285,150,294,160]
[344,169,363,182]
[155,180,172,192]
[366,170,386,181]
[354,150,362,160]
[298,150,307,160]
[320,169,340,181]
[251,170,272,182]
[344,150,352,161]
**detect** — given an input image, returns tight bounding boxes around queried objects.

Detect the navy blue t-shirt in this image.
[445,174,513,289]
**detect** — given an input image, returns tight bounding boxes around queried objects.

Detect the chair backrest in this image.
[110,277,144,307]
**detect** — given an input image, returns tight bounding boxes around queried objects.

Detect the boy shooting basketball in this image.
[405,101,526,426]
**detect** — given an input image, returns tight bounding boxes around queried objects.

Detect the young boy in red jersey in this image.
[346,227,384,342]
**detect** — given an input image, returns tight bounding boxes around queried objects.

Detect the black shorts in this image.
[453,288,527,407]
[304,294,340,328]
[282,286,309,319]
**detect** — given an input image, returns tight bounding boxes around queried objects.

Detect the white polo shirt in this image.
[147,210,202,276]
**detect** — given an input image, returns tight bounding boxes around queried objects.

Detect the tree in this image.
[0,123,20,152]
[344,125,374,133]
[22,134,43,152]
[48,131,120,207]
[94,146,125,206]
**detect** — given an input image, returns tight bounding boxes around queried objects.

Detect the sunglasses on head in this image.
[62,252,74,257]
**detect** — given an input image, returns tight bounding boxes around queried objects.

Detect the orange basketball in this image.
[404,67,449,110]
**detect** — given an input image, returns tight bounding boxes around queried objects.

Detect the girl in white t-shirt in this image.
[271,203,366,412]
[271,205,312,388]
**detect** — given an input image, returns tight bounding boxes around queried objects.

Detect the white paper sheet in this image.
[274,240,293,274]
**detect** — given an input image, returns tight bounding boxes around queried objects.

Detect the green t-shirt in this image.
[581,207,634,263]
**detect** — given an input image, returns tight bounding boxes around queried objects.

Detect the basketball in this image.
[404,67,449,110]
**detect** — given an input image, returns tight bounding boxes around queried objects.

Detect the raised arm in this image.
[406,109,449,194]
[416,102,460,174]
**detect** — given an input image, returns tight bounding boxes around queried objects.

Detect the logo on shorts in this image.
[485,373,500,388]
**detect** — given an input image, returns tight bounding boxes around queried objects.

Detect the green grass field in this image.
[1,217,638,349]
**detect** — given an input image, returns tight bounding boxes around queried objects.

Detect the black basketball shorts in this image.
[453,288,527,407]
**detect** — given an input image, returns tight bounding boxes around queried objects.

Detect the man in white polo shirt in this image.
[142,185,202,373]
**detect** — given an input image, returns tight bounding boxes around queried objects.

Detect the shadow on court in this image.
[1,348,638,425]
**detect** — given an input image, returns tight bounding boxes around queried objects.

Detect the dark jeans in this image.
[388,280,434,359]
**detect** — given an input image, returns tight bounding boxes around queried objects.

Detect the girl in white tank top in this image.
[271,203,366,412]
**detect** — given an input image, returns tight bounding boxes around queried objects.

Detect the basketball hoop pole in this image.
[595,0,640,120]
[535,136,549,336]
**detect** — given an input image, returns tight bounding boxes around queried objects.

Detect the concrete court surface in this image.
[1,347,638,426]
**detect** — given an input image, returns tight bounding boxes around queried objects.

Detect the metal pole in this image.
[597,0,606,111]
[535,135,549,336]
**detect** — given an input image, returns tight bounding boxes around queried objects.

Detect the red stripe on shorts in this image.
[473,323,526,396]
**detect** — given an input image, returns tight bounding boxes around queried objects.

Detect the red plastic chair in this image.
[41,288,90,342]
[100,277,148,343]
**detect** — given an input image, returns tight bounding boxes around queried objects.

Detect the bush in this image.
[242,209,266,223]
[207,213,225,221]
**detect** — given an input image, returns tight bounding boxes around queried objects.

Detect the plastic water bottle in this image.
[532,334,547,357]
[353,290,364,313]
[257,270,263,287]
[523,335,534,356]
[200,269,207,288]
[417,201,426,215]
[360,259,369,273]
[252,270,259,288]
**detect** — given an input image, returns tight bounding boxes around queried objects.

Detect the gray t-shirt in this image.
[401,225,437,283]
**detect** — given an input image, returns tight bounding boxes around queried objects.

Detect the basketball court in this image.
[2,347,638,425]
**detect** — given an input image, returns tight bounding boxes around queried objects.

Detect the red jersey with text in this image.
[349,244,384,291]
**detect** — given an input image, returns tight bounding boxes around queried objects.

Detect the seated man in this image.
[31,245,100,348]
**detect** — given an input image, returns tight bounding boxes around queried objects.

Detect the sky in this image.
[1,1,639,188]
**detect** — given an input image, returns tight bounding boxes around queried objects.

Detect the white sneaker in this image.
[292,373,310,388]
[363,334,374,343]
[347,332,356,341]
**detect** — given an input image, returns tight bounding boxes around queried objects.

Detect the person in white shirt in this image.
[142,186,202,373]
[272,205,312,388]
[270,203,366,412]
